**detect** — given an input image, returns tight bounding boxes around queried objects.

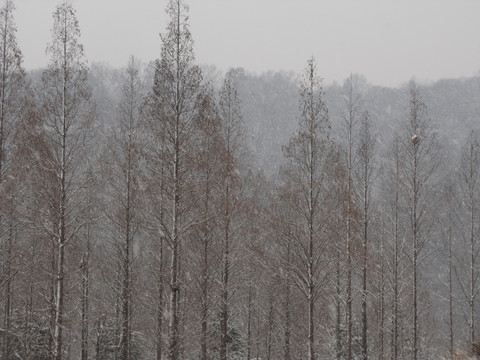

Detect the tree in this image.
[190,84,224,360]
[441,180,456,360]
[103,56,144,360]
[74,161,102,360]
[339,74,365,360]
[356,111,375,360]
[400,85,438,359]
[39,3,93,358]
[457,131,480,355]
[270,193,294,360]
[390,135,401,360]
[150,1,202,358]
[281,57,332,360]
[0,0,24,185]
[217,69,245,360]
[0,1,26,358]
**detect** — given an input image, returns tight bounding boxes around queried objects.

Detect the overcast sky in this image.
[14,0,480,87]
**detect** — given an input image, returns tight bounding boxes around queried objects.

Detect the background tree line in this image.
[0,0,479,359]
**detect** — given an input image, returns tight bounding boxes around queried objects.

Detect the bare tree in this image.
[149,1,202,358]
[442,180,457,360]
[400,85,438,360]
[340,74,364,360]
[356,111,375,360]
[191,84,224,360]
[78,169,100,360]
[144,65,168,360]
[0,0,24,185]
[457,131,480,355]
[0,1,26,358]
[39,3,94,358]
[103,56,144,360]
[281,57,332,360]
[217,69,245,360]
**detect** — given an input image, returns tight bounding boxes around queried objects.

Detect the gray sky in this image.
[14,0,480,87]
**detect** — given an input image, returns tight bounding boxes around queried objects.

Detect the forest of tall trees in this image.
[1,0,480,359]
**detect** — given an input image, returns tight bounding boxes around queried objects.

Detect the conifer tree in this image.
[281,58,331,360]
[149,1,202,358]
[103,56,144,360]
[218,69,245,360]
[0,1,26,357]
[40,3,93,358]
[400,85,438,360]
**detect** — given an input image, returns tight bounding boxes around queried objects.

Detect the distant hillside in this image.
[51,63,480,177]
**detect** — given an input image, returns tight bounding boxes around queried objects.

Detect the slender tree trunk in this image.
[121,212,131,360]
[114,261,121,360]
[121,120,134,360]
[179,282,186,359]
[256,307,260,360]
[201,230,208,360]
[49,239,56,357]
[308,280,315,360]
[361,155,369,360]
[167,2,183,356]
[157,122,166,360]
[379,228,385,360]
[336,250,342,360]
[345,105,354,360]
[54,145,66,360]
[81,232,90,360]
[220,183,230,360]
[308,171,315,360]
[168,105,181,360]
[53,239,65,360]
[95,319,101,360]
[412,137,419,360]
[392,140,400,360]
[3,218,13,359]
[308,83,316,360]
[284,243,291,360]
[346,221,352,360]
[448,218,454,360]
[247,285,253,360]
[266,295,273,360]
[157,235,164,360]
[168,189,180,360]
[470,197,475,355]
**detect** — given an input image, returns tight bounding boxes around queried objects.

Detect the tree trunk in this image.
[412,135,419,360]
[53,240,65,360]
[157,235,164,360]
[392,139,400,360]
[336,251,342,360]
[361,162,368,360]
[201,232,208,360]
[3,218,13,359]
[81,237,90,360]
[266,296,273,360]
[168,103,181,360]
[448,218,454,360]
[284,243,291,360]
[379,228,385,360]
[220,183,230,360]
[471,199,475,355]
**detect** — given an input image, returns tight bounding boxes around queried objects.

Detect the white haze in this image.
[15,0,480,87]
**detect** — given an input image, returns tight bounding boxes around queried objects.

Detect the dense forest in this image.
[1,0,480,359]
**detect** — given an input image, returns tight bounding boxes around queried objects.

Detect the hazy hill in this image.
[80,63,480,177]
